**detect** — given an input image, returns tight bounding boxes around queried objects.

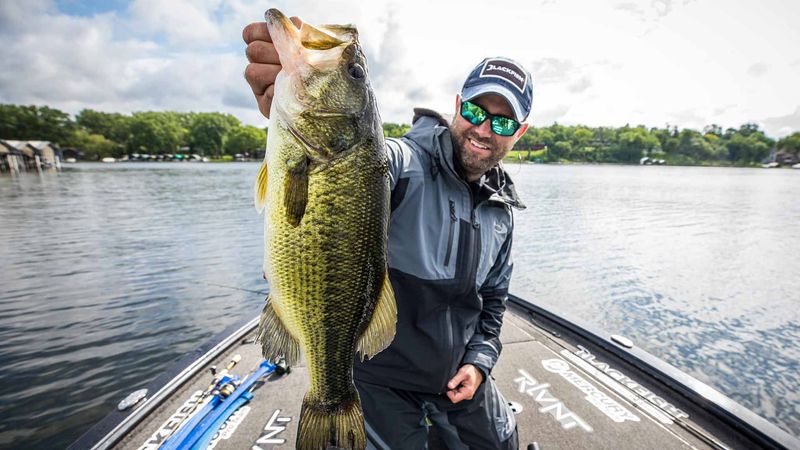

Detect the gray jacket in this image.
[353,108,525,394]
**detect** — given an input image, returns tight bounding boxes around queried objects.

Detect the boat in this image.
[793,163,800,169]
[102,157,116,163]
[69,294,800,450]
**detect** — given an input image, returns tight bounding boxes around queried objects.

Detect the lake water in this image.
[0,162,798,448]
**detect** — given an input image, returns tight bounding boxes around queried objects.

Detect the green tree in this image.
[127,112,184,154]
[777,132,800,158]
[189,112,240,156]
[62,129,122,160]
[725,133,772,164]
[226,125,267,155]
[382,122,410,138]
[511,130,538,151]
[0,104,75,143]
[612,127,660,163]
[549,140,572,161]
[76,109,131,144]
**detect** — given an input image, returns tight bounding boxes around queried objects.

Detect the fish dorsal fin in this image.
[254,160,268,213]
[356,270,397,361]
[300,23,345,50]
[256,294,302,366]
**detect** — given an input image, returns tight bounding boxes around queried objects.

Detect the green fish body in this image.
[254,9,396,450]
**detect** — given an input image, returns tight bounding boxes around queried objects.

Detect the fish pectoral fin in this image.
[300,23,345,50]
[283,157,309,227]
[256,295,301,365]
[254,160,268,214]
[356,269,397,361]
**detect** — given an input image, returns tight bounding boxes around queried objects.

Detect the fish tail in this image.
[296,390,366,450]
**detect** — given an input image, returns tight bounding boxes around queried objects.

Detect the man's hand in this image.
[446,364,484,404]
[242,16,302,119]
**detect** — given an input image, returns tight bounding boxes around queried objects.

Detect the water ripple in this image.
[1,162,798,447]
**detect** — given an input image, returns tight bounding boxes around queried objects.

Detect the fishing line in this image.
[203,282,269,295]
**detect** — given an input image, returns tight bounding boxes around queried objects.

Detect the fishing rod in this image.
[159,354,242,450]
[176,360,279,450]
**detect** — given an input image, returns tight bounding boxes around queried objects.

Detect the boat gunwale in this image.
[69,295,800,450]
[68,316,259,450]
[507,294,800,450]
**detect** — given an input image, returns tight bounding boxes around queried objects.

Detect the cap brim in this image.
[461,84,526,122]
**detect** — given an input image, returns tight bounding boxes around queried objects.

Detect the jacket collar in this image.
[404,108,526,210]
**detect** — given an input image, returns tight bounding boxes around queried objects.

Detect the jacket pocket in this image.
[444,199,456,266]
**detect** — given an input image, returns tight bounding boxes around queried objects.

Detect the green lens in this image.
[491,116,520,136]
[461,101,486,126]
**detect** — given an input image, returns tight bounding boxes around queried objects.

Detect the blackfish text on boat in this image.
[253,8,396,450]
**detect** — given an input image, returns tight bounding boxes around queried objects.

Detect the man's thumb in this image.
[448,368,466,389]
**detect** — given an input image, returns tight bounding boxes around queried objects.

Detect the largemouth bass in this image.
[253,9,396,450]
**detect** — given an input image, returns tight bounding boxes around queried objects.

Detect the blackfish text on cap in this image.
[479,59,528,94]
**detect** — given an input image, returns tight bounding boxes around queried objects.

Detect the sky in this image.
[1,0,799,137]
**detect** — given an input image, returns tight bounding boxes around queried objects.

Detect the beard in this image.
[451,128,504,180]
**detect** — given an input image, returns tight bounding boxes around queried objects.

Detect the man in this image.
[244,18,531,450]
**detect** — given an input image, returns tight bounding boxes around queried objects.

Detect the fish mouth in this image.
[264,8,347,75]
[264,9,296,33]
[264,9,302,73]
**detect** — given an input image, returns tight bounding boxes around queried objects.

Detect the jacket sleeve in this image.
[462,226,514,378]
[385,138,405,191]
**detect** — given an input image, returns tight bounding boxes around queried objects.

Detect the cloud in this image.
[128,0,224,47]
[761,106,800,138]
[406,86,431,103]
[534,104,570,124]
[614,0,693,23]
[1,0,797,135]
[615,2,645,16]
[669,108,706,127]
[713,104,737,116]
[531,58,577,84]
[568,76,592,94]
[747,63,769,77]
[0,0,257,125]
[652,0,674,17]
[222,83,257,109]
[361,7,429,122]
[0,4,156,106]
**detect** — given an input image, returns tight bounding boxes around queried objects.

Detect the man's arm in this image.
[446,227,514,404]
[462,229,514,379]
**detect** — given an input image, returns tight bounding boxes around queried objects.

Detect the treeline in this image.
[4,104,798,165]
[0,104,267,160]
[383,120,800,166]
[510,123,800,165]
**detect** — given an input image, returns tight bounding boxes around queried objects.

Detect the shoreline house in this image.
[0,140,62,173]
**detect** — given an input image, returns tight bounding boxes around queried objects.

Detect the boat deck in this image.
[73,299,798,450]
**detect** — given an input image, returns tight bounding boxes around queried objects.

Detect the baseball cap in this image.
[460,57,533,122]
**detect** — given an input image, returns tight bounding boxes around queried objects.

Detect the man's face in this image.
[450,93,528,182]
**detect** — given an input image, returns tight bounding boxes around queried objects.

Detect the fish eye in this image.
[348,63,365,80]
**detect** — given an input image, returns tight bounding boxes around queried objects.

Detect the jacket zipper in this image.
[441,305,454,392]
[444,200,456,266]
[463,185,480,296]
